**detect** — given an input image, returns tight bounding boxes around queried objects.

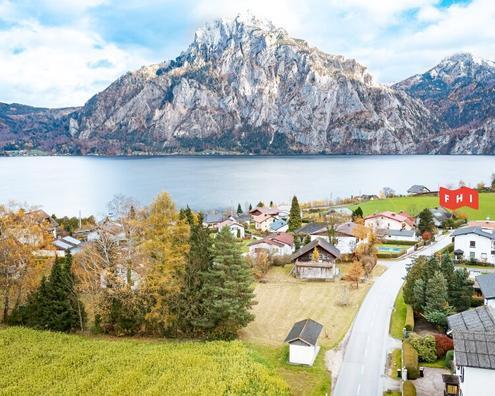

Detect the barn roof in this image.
[284,319,323,346]
[290,238,341,262]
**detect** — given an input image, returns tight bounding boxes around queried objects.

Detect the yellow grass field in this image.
[240,264,387,349]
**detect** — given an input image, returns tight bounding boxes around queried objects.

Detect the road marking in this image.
[356,384,361,395]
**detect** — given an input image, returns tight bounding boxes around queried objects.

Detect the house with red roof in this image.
[364,211,416,231]
[248,232,294,257]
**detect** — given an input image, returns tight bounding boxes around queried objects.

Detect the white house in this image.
[52,235,83,255]
[364,211,416,231]
[381,229,418,243]
[248,233,294,257]
[284,319,323,366]
[453,226,495,265]
[475,273,495,308]
[216,218,245,238]
[252,213,276,232]
[270,219,289,233]
[450,331,495,396]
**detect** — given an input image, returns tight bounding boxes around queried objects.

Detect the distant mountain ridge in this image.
[0,15,493,155]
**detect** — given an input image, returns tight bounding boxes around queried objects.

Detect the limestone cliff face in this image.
[395,53,495,154]
[67,14,442,154]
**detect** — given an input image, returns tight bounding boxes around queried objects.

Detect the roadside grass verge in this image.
[388,349,402,378]
[390,289,407,339]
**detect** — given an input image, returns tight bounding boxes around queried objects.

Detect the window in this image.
[470,252,476,259]
[481,253,488,261]
[470,240,476,248]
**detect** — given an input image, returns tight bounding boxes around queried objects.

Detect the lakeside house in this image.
[452,226,495,265]
[248,233,294,257]
[25,209,59,238]
[475,273,495,307]
[296,222,359,255]
[364,211,416,231]
[448,331,495,396]
[290,238,340,280]
[52,235,83,255]
[216,217,245,238]
[407,184,431,195]
[284,319,323,366]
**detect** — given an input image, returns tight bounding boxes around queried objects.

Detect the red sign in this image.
[439,186,479,210]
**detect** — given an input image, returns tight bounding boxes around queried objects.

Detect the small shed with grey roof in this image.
[284,319,323,365]
[447,305,495,334]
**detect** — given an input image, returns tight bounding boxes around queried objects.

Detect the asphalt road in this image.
[333,235,453,396]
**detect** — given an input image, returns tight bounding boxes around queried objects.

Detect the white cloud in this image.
[0,20,151,107]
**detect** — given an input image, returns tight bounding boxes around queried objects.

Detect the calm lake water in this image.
[0,155,493,217]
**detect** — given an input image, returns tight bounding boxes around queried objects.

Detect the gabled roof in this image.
[407,184,430,194]
[335,222,358,237]
[364,211,415,228]
[453,331,495,369]
[476,273,495,299]
[382,229,416,237]
[270,219,288,231]
[249,207,279,216]
[429,207,452,220]
[204,213,224,224]
[291,238,340,261]
[248,233,294,248]
[284,319,323,346]
[453,226,495,240]
[468,220,495,230]
[296,222,327,235]
[252,213,275,224]
[447,305,495,333]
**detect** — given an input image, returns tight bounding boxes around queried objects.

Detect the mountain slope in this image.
[394,53,495,154]
[67,14,442,155]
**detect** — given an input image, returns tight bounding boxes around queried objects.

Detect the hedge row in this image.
[405,305,415,331]
[403,380,416,396]
[377,251,405,259]
[403,341,420,379]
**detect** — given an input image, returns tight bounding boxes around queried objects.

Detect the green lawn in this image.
[350,192,495,220]
[389,349,402,378]
[422,358,447,369]
[390,289,407,339]
[0,327,289,395]
[248,343,330,396]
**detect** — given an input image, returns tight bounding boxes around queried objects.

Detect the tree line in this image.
[2,193,255,340]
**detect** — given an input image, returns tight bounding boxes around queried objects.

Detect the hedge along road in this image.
[333,233,453,396]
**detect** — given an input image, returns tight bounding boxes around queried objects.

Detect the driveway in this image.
[332,235,452,396]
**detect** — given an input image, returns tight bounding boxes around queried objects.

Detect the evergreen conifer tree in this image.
[288,195,302,232]
[424,271,454,326]
[237,204,243,215]
[196,227,255,339]
[418,208,435,235]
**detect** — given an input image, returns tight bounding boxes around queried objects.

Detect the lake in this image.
[0,155,493,217]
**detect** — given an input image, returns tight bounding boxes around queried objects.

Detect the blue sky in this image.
[0,0,493,107]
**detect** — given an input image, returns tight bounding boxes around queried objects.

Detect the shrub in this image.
[272,255,292,267]
[403,380,417,396]
[471,295,484,307]
[403,341,420,379]
[405,305,415,331]
[445,349,455,371]
[408,333,437,363]
[434,334,454,358]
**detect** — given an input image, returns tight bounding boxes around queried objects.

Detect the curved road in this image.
[333,234,452,396]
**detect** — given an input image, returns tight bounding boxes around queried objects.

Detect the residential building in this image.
[203,212,225,228]
[453,227,495,265]
[270,219,289,233]
[450,331,495,396]
[447,305,495,334]
[249,206,280,217]
[296,222,327,239]
[429,207,453,227]
[25,209,59,238]
[290,238,340,280]
[284,319,323,366]
[216,217,245,238]
[407,184,431,195]
[364,211,416,231]
[52,236,83,255]
[252,214,274,231]
[248,233,294,257]
[328,207,353,217]
[475,273,495,307]
[381,229,418,243]
[334,222,359,254]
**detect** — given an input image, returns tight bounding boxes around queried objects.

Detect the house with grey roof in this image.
[381,228,418,243]
[407,184,431,195]
[52,235,83,255]
[284,319,323,365]
[295,222,327,237]
[451,331,495,396]
[475,273,495,308]
[290,238,340,280]
[429,207,453,227]
[447,305,495,334]
[453,226,495,265]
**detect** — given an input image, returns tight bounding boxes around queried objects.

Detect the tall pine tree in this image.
[196,227,255,339]
[288,195,302,232]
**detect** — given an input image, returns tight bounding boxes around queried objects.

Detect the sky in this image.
[0,0,494,108]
